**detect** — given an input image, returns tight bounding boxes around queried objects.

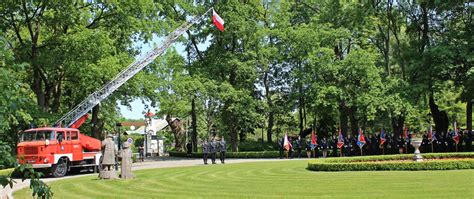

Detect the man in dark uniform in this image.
[305,139,311,158]
[186,142,192,157]
[344,134,352,157]
[278,137,284,159]
[219,137,227,163]
[321,137,328,158]
[446,129,454,152]
[210,139,217,164]
[465,130,472,152]
[296,136,302,158]
[202,140,209,165]
[331,135,338,157]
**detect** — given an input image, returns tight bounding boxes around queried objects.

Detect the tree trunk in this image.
[339,102,349,135]
[391,114,404,138]
[429,93,449,134]
[32,68,47,112]
[91,104,101,139]
[467,100,472,134]
[51,79,62,113]
[191,97,198,152]
[298,85,304,134]
[239,130,246,142]
[267,112,274,143]
[166,115,185,152]
[230,123,238,152]
[264,72,274,143]
[348,106,359,136]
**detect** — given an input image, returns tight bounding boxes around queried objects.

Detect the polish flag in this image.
[213,9,224,32]
[283,133,291,151]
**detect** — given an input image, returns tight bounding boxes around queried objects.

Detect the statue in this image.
[99,134,118,179]
[118,142,134,179]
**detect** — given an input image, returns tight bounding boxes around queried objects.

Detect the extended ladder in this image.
[55,8,213,127]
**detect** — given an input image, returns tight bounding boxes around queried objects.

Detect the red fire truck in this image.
[17,127,101,177]
[15,8,212,177]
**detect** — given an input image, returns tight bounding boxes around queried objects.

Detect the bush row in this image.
[169,151,280,158]
[321,152,474,163]
[308,160,474,171]
[307,152,474,171]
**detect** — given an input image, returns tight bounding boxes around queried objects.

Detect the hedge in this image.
[307,152,474,171]
[169,151,280,158]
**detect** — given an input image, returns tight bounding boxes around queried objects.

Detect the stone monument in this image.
[411,138,423,162]
[119,142,134,179]
[99,134,118,179]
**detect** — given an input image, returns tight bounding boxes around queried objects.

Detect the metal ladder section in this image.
[55,8,213,127]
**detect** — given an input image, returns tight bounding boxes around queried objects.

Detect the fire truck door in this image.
[56,131,72,157]
[70,131,83,161]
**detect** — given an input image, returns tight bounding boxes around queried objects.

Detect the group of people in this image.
[201,137,227,164]
[278,129,473,158]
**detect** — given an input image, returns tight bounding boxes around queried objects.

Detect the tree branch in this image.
[86,5,105,29]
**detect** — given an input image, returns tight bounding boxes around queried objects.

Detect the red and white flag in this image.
[213,9,224,32]
[283,133,291,151]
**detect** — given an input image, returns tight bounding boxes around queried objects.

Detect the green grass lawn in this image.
[14,160,474,198]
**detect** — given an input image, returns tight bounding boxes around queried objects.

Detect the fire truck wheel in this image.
[52,158,68,177]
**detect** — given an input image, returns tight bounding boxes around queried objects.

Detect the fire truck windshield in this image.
[22,131,55,142]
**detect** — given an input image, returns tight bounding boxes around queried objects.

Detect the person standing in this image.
[138,145,144,162]
[202,140,209,165]
[219,137,227,164]
[322,137,328,158]
[345,135,352,157]
[210,139,217,164]
[305,140,311,158]
[331,135,338,157]
[296,136,302,158]
[278,137,284,159]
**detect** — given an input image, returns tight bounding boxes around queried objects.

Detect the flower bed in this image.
[307,152,474,171]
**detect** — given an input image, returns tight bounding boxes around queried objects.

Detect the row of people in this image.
[278,130,473,158]
[201,138,227,164]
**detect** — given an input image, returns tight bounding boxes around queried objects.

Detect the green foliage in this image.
[0,141,15,169]
[308,152,474,171]
[238,140,277,152]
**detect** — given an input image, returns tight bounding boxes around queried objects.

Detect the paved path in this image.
[1,157,290,199]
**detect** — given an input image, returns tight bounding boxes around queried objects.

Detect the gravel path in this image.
[1,157,291,199]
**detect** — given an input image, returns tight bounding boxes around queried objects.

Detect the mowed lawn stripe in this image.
[14,160,474,198]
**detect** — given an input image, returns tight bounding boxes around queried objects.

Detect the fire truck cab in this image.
[17,127,102,177]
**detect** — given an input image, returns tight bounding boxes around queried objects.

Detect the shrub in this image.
[307,152,474,171]
[168,151,280,158]
[0,141,15,169]
[238,141,278,151]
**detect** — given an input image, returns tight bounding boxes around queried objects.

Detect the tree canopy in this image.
[0,1,472,152]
